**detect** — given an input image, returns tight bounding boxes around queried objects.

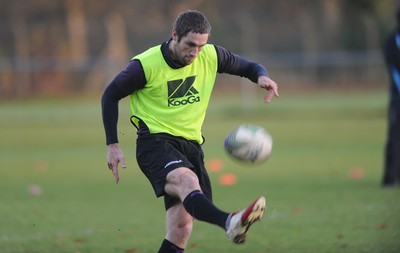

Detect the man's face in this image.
[172,31,209,66]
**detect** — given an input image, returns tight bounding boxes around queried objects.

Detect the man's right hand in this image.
[107,143,126,183]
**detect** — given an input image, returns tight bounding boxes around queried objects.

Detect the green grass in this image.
[0,90,399,253]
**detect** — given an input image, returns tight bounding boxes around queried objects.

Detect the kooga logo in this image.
[167,76,200,107]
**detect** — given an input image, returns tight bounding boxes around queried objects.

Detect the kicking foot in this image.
[226,196,266,244]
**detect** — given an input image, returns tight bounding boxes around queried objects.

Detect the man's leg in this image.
[158,204,193,253]
[164,167,266,244]
[165,167,229,229]
[166,203,193,248]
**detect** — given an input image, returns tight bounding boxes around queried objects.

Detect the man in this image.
[382,8,400,187]
[101,10,279,252]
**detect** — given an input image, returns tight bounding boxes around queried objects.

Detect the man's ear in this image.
[171,29,178,41]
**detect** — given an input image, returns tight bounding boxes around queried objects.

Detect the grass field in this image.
[0,89,399,253]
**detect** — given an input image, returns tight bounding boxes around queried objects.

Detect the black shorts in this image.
[136,133,212,210]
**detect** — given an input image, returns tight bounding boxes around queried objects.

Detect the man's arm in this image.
[101,83,125,145]
[101,59,146,183]
[215,45,279,103]
[215,45,267,82]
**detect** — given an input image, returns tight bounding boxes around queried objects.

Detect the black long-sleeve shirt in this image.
[102,39,269,145]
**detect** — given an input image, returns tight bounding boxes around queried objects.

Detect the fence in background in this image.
[0,50,387,99]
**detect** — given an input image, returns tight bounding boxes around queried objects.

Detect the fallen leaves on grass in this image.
[125,247,137,253]
[27,184,43,196]
[377,223,388,230]
[348,167,364,179]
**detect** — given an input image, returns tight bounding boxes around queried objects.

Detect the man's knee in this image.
[168,167,198,183]
[165,167,201,199]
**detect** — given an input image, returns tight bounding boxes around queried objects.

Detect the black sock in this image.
[183,190,230,230]
[158,239,184,253]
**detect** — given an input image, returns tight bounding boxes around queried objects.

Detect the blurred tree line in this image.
[0,0,398,98]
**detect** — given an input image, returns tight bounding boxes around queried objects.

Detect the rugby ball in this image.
[224,124,273,164]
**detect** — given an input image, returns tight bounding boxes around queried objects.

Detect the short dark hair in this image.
[173,10,211,41]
